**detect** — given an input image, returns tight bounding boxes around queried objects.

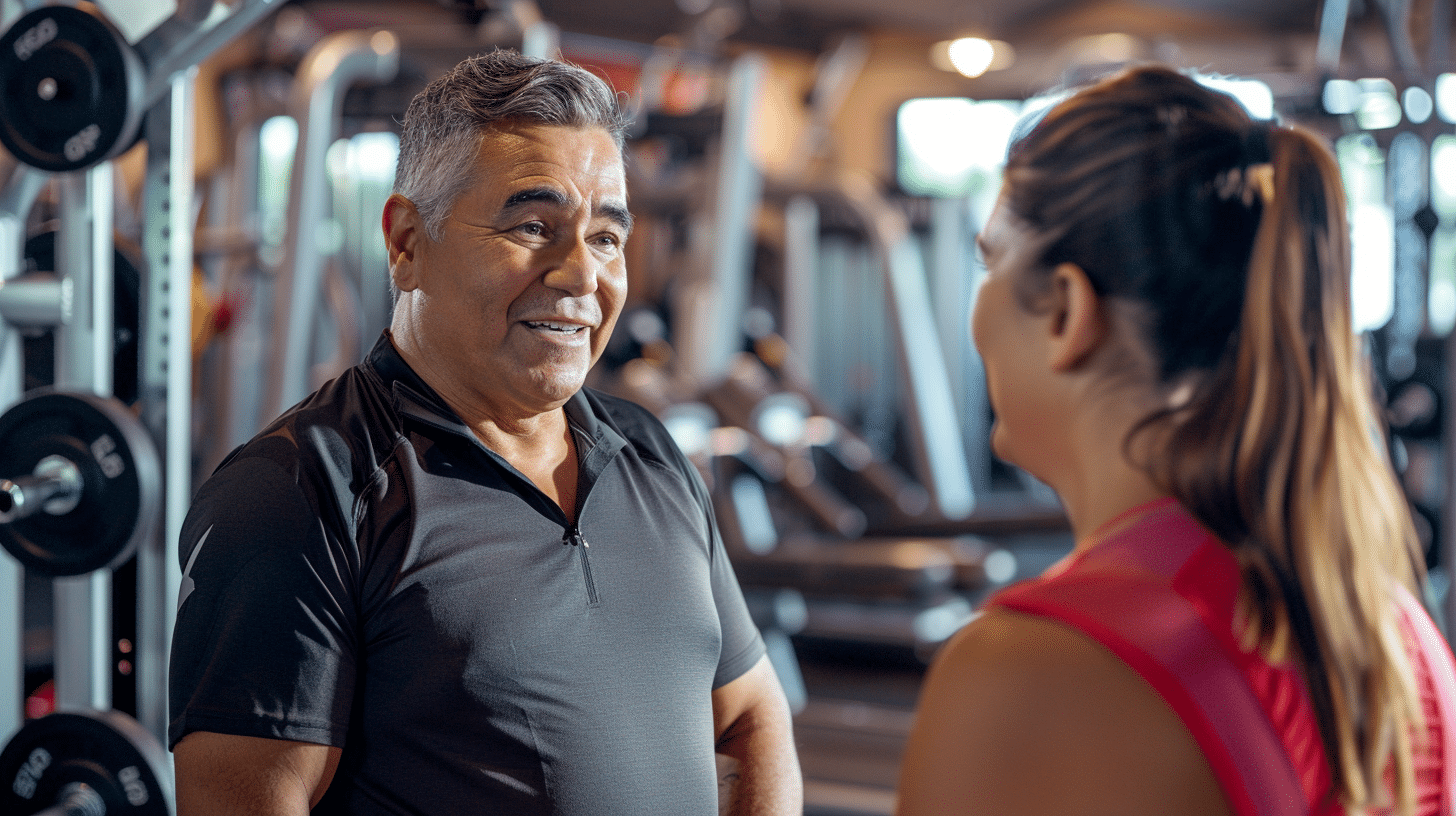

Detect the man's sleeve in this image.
[676,455,766,689]
[168,452,358,750]
[708,525,768,689]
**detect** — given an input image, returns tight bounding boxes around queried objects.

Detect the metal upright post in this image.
[882,234,975,519]
[674,53,766,387]
[52,164,116,713]
[0,162,49,740]
[0,210,22,740]
[781,195,819,383]
[928,196,988,493]
[837,176,975,520]
[135,70,196,745]
[1386,133,1429,380]
[264,30,399,420]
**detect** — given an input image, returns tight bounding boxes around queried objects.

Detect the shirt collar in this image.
[366,332,626,467]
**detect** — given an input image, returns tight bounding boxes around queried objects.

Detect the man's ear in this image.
[1045,262,1107,372]
[383,193,424,292]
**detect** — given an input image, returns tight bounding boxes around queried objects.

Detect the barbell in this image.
[0,709,171,816]
[0,2,146,173]
[0,390,160,577]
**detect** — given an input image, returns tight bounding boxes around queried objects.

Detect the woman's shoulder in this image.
[897,607,1232,815]
[923,606,1196,738]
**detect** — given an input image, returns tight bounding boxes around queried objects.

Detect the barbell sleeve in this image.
[0,456,82,523]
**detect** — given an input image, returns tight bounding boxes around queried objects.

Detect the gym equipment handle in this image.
[0,455,82,523]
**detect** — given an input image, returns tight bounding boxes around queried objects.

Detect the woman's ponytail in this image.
[1155,125,1425,814]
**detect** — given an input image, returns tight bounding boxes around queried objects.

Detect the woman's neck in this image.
[1050,381,1174,547]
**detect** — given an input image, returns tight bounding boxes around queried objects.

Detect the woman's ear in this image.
[383,193,423,292]
[1045,262,1108,372]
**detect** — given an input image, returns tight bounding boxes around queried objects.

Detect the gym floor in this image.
[797,647,922,816]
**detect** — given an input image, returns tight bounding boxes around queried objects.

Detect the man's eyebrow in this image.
[599,201,634,236]
[500,187,633,235]
[501,187,568,212]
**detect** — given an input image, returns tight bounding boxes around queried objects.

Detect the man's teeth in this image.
[526,321,584,333]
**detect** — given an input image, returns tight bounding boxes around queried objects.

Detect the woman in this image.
[896,65,1456,816]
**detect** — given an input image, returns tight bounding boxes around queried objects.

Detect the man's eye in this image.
[593,233,622,249]
[517,222,547,237]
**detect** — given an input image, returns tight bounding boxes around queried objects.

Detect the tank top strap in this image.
[988,502,1310,816]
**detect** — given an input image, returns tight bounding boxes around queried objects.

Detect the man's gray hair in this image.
[394,49,630,240]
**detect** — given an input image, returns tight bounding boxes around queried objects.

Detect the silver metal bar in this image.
[0,163,48,225]
[1316,0,1352,74]
[1373,0,1421,75]
[0,210,22,741]
[502,1,560,59]
[265,29,400,420]
[0,457,84,522]
[53,170,112,392]
[1387,132,1428,379]
[674,53,766,387]
[52,164,115,713]
[781,196,818,384]
[138,0,288,111]
[52,573,111,710]
[929,197,967,419]
[837,177,975,520]
[1431,0,1452,69]
[136,70,196,745]
[784,33,867,179]
[883,237,975,519]
[0,272,65,327]
[929,196,990,493]
[520,21,560,60]
[1447,317,1456,634]
[203,93,265,472]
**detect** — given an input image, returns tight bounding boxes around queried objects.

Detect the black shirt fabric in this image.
[169,334,766,815]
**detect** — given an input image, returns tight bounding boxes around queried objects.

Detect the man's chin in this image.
[522,368,590,405]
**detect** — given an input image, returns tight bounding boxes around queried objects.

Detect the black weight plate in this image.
[0,710,171,815]
[0,3,145,172]
[0,390,160,576]
[21,228,143,404]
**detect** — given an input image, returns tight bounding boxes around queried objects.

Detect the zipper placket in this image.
[563,525,599,605]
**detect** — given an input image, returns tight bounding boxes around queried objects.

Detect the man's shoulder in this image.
[211,362,400,492]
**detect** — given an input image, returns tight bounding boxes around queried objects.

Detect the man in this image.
[169,50,801,815]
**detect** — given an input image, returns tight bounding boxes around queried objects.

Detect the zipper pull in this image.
[563,528,589,547]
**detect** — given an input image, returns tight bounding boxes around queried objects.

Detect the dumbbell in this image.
[0,390,160,576]
[0,710,171,815]
[0,2,146,172]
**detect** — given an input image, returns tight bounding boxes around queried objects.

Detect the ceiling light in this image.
[948,37,995,78]
[931,38,1015,78]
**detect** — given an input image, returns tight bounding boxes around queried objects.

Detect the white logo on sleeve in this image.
[177,524,213,609]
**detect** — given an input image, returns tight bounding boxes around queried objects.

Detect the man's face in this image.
[390,123,630,418]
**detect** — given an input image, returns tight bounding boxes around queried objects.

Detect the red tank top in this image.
[986,498,1454,816]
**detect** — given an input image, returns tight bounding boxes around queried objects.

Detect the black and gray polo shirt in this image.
[169,333,765,815]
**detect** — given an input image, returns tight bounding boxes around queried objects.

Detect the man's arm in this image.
[174,732,341,816]
[712,654,802,816]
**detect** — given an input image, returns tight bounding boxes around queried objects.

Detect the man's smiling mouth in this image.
[524,320,586,334]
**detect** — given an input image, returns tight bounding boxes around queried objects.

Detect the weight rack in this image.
[0,2,291,812]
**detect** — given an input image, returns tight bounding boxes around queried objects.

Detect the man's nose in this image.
[542,234,600,297]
